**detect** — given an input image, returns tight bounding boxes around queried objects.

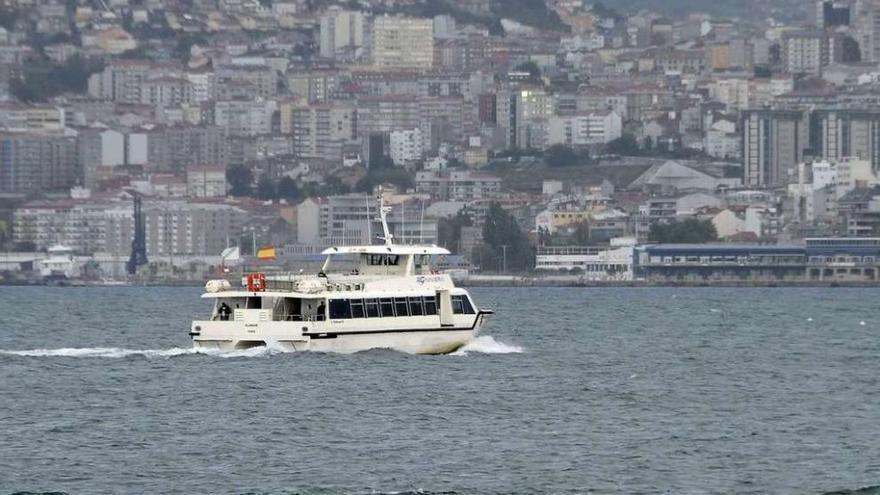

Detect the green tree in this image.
[605,134,640,156]
[649,218,718,244]
[477,202,534,273]
[0,5,18,30]
[173,33,206,64]
[437,210,473,253]
[355,166,415,193]
[842,35,861,63]
[277,176,301,200]
[545,144,589,167]
[227,165,253,197]
[256,176,276,200]
[10,56,104,102]
[573,221,591,245]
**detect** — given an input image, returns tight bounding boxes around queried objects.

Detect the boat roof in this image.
[321,244,451,255]
[202,288,467,299]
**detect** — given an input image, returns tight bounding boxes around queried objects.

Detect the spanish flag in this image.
[256,245,277,260]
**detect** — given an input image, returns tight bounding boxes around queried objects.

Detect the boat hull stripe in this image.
[303,311,490,338]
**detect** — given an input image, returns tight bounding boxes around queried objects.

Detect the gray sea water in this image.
[1,286,879,494]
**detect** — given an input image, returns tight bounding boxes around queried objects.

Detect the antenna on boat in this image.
[365,193,372,243]
[419,199,425,244]
[376,186,394,246]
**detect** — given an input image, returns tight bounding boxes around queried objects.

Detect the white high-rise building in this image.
[546,111,622,147]
[372,15,434,69]
[319,8,366,60]
[390,128,424,166]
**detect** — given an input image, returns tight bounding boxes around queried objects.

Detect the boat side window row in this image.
[328,295,474,319]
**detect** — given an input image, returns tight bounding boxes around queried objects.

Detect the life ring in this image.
[247,272,267,292]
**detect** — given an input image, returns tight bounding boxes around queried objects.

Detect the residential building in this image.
[389,128,424,166]
[287,103,357,162]
[812,109,880,169]
[0,104,65,131]
[546,111,623,147]
[742,110,809,187]
[319,8,367,60]
[0,132,79,194]
[372,16,434,69]
[187,165,227,198]
[415,170,501,201]
[782,29,830,75]
[213,99,276,137]
[13,199,247,257]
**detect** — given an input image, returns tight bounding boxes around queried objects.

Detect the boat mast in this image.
[377,186,394,246]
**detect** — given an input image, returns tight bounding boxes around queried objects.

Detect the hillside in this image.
[586,0,807,20]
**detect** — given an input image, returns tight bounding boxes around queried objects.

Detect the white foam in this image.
[0,344,291,359]
[451,335,524,356]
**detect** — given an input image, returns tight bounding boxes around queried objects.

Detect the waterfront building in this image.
[635,238,880,282]
[805,237,880,280]
[535,238,635,280]
[13,199,246,257]
[635,244,807,283]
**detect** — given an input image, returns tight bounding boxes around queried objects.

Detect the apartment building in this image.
[546,111,623,147]
[186,165,227,198]
[415,170,502,201]
[390,128,424,165]
[14,199,246,256]
[319,8,367,60]
[812,109,880,169]
[742,109,809,187]
[213,99,276,137]
[0,104,66,131]
[0,132,79,194]
[782,29,830,76]
[289,103,357,162]
[372,15,434,69]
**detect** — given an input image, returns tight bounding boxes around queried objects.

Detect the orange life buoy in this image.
[247,272,267,292]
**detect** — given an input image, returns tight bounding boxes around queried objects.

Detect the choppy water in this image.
[1,286,879,494]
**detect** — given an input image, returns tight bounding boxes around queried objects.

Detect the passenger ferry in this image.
[190,194,493,354]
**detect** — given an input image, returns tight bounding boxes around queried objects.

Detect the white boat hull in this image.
[191,312,490,355]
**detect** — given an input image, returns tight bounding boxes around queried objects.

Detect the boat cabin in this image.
[208,291,475,323]
[319,245,451,276]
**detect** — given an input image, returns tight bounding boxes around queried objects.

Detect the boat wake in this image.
[0,338,523,359]
[0,344,291,359]
[451,335,524,356]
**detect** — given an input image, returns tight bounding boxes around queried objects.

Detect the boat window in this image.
[451,295,476,315]
[408,297,424,316]
[385,255,400,266]
[394,297,409,317]
[365,298,380,318]
[329,299,351,320]
[461,296,475,314]
[351,299,365,318]
[380,298,395,317]
[246,296,261,309]
[451,295,464,314]
[369,254,383,265]
[423,296,437,315]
